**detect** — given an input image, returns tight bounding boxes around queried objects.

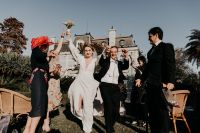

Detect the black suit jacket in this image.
[94,55,129,83]
[141,42,175,85]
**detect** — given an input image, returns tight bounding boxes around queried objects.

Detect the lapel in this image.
[147,46,156,59]
[104,57,111,73]
[148,42,166,63]
[147,42,164,59]
[148,46,155,57]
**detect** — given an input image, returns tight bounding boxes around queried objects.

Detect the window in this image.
[76,40,84,48]
[101,41,107,47]
[119,40,125,47]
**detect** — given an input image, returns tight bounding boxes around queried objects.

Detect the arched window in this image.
[76,40,84,48]
[101,41,107,47]
[119,40,125,47]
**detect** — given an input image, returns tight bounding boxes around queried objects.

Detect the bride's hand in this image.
[61,32,65,38]
[66,29,72,37]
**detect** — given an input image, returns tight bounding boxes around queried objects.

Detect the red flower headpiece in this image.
[31,36,53,49]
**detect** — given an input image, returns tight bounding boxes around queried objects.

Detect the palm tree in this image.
[0,17,28,54]
[185,29,200,68]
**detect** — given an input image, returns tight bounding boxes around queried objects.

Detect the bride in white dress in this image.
[67,34,99,133]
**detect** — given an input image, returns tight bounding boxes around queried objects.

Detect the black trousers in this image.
[145,82,170,133]
[99,82,121,133]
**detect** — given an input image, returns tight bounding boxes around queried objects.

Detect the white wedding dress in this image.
[68,39,99,132]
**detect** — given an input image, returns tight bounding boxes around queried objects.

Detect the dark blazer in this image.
[94,55,129,83]
[141,42,175,85]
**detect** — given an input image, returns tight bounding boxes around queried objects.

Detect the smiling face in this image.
[84,46,93,58]
[110,47,118,60]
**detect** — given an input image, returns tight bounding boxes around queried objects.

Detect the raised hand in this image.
[122,48,129,59]
[47,50,56,57]
[61,32,65,38]
[53,32,65,55]
[104,46,110,57]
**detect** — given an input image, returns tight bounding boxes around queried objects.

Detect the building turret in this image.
[109,26,116,46]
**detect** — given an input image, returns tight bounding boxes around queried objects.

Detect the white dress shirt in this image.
[155,40,162,46]
[101,58,119,84]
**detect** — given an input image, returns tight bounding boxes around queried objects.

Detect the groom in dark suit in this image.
[94,46,129,133]
[136,27,175,133]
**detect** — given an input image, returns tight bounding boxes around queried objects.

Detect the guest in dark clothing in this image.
[136,27,175,133]
[131,56,147,126]
[23,36,57,133]
[94,46,129,133]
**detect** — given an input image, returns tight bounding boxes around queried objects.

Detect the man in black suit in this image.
[94,46,129,133]
[136,27,175,133]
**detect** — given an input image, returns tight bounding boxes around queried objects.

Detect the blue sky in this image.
[0,0,200,67]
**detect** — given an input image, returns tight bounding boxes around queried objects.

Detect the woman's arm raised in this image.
[53,32,65,55]
[67,32,81,62]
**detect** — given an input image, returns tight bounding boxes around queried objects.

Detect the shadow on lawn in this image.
[63,103,107,133]
[118,115,148,133]
[48,129,62,133]
[63,104,83,130]
[93,117,106,133]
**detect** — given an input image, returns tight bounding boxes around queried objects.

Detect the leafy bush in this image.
[0,53,31,91]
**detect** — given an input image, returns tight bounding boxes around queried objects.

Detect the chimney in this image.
[109,26,116,46]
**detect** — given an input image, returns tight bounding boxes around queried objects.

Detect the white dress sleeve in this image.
[68,38,82,63]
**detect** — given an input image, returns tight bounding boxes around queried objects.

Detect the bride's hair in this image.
[82,43,98,58]
[83,43,95,51]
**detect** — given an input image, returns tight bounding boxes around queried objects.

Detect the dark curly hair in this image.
[137,56,146,64]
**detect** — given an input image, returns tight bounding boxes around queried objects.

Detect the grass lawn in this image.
[48,105,146,133]
[6,93,198,133]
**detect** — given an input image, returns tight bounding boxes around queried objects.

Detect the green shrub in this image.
[0,53,31,91]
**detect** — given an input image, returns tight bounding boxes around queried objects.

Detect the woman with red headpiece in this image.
[23,34,64,133]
